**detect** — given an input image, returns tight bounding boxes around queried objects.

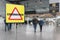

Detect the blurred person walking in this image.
[4,19,8,31]
[8,23,12,31]
[39,19,44,32]
[32,17,38,32]
[4,19,12,31]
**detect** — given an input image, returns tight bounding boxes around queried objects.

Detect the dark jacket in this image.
[39,20,44,25]
[4,19,8,25]
[32,18,38,25]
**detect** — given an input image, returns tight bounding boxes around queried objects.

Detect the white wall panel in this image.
[0,0,6,17]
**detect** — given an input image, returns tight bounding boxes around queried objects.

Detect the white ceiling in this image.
[49,0,60,4]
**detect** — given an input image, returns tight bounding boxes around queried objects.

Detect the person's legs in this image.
[33,24,37,32]
[10,24,12,30]
[40,25,42,32]
[8,24,9,31]
[5,23,8,31]
[8,24,10,31]
[5,23,6,31]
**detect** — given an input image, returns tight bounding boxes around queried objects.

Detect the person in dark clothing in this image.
[32,18,38,32]
[4,19,8,31]
[8,23,12,31]
[24,20,27,24]
[4,19,12,31]
[39,20,44,32]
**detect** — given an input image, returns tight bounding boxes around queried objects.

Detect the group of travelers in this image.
[32,17,44,32]
[4,19,12,31]
[4,17,44,32]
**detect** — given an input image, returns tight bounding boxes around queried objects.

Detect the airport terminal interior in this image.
[0,0,60,40]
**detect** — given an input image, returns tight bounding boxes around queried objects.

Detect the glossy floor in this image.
[0,23,60,40]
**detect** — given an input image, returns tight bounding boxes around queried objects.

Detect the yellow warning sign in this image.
[6,3,25,23]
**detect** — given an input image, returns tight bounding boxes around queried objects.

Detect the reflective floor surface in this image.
[0,21,60,40]
[0,0,60,40]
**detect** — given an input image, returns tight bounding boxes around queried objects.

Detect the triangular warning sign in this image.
[9,7,22,20]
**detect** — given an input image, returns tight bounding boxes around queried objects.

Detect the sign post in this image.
[6,3,24,23]
[6,3,25,40]
[16,23,18,40]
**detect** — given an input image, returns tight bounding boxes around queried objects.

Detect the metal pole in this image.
[16,23,17,40]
